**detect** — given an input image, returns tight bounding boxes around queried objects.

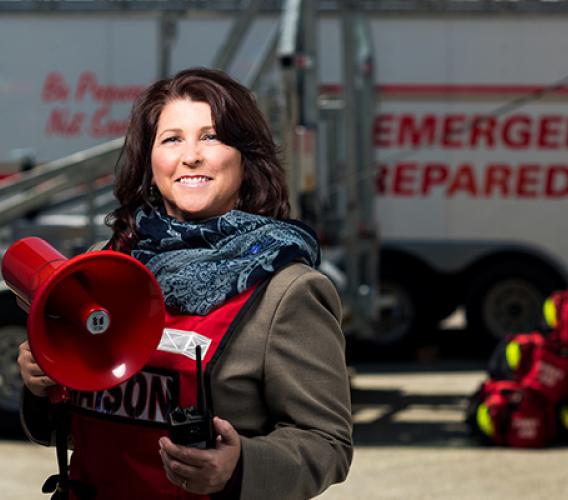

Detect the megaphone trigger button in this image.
[86,309,111,335]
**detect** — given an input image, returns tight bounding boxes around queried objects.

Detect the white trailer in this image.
[364,11,568,344]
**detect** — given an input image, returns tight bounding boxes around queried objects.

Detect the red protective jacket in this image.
[67,287,257,500]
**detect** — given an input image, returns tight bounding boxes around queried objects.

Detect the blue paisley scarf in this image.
[131,208,320,315]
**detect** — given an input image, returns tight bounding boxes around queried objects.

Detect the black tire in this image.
[0,324,26,413]
[465,260,561,343]
[0,292,27,414]
[377,269,441,346]
[376,276,419,345]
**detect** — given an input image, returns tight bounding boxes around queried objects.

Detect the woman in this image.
[18,67,352,499]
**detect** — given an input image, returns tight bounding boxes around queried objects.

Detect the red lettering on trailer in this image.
[517,164,540,198]
[469,116,496,148]
[397,114,436,147]
[377,162,568,199]
[441,114,466,148]
[75,71,144,102]
[502,115,531,149]
[545,165,568,197]
[374,113,394,147]
[75,72,97,101]
[421,164,449,195]
[484,164,512,197]
[538,115,563,149]
[41,72,70,102]
[45,108,85,136]
[374,113,568,150]
[39,71,144,140]
[447,164,477,196]
[90,106,129,137]
[392,163,417,196]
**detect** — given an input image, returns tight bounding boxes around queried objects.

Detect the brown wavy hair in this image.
[106,67,290,251]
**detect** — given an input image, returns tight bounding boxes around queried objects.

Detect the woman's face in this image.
[151,98,243,221]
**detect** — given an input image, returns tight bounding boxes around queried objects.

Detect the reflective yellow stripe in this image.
[505,341,522,371]
[476,402,495,436]
[544,297,558,329]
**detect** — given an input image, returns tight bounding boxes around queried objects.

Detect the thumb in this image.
[213,416,239,446]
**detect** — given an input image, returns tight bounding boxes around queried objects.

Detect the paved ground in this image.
[2,359,568,499]
[317,363,568,499]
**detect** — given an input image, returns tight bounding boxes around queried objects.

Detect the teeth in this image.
[178,176,211,185]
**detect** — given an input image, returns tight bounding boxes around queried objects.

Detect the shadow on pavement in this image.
[345,327,496,366]
[347,327,491,448]
[351,386,475,447]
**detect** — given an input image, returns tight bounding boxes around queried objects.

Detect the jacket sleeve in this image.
[239,270,353,500]
[20,387,55,446]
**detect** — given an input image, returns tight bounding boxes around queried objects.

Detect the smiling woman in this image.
[108,67,291,252]
[151,99,243,221]
[18,67,353,500]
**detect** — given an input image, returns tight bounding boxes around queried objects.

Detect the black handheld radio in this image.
[168,345,215,449]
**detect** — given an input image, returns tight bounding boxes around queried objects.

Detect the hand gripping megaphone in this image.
[1,237,165,400]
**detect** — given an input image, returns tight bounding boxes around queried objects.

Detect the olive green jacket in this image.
[211,263,352,499]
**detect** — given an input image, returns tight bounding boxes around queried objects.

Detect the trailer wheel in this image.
[377,272,438,345]
[465,262,559,342]
[377,278,418,344]
[0,292,27,414]
[0,324,26,413]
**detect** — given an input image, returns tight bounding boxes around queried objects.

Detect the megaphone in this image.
[1,237,165,395]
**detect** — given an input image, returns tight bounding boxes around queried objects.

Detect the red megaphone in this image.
[1,237,165,399]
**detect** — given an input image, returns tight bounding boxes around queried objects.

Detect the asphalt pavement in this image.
[317,361,568,499]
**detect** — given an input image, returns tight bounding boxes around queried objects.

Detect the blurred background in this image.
[2,0,568,498]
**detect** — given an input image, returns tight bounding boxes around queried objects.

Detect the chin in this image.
[176,209,218,221]
[166,200,234,221]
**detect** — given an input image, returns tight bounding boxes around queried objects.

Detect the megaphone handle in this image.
[47,385,70,404]
[45,402,71,500]
[42,401,96,500]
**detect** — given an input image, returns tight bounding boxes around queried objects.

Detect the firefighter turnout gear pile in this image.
[466,291,568,447]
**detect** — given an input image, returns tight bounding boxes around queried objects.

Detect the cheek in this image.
[151,151,174,179]
[226,151,243,184]
[150,150,160,176]
[235,164,245,188]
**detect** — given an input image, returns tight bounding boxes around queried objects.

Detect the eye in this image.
[202,133,219,142]
[162,136,181,144]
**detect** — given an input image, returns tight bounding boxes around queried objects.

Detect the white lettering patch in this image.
[158,328,212,360]
[71,369,177,424]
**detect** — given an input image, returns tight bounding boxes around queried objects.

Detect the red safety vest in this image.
[67,286,258,500]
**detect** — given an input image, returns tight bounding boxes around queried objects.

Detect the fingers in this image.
[159,438,204,493]
[159,446,200,481]
[159,422,240,495]
[161,464,189,492]
[213,416,239,446]
[17,340,56,398]
[159,437,205,468]
[18,340,31,357]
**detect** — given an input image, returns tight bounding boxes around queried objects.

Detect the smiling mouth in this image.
[177,176,212,186]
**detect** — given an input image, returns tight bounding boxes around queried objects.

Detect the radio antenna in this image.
[195,345,207,414]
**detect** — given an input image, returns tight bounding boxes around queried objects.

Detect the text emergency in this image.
[374,112,568,198]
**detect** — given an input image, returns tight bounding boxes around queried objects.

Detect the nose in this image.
[181,140,202,167]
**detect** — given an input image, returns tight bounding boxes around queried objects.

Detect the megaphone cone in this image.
[2,237,165,392]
